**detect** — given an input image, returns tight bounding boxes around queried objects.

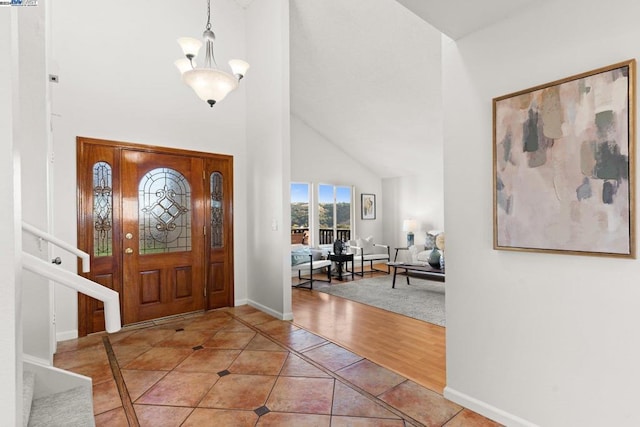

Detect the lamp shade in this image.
[229,59,250,78]
[402,219,417,232]
[177,37,202,58]
[174,58,194,75]
[182,68,239,105]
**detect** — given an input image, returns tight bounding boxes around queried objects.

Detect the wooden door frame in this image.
[77,136,234,336]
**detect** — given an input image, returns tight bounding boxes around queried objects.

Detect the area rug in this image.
[315,275,445,326]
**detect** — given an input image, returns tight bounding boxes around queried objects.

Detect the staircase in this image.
[22,371,34,427]
[19,223,121,426]
[23,360,95,426]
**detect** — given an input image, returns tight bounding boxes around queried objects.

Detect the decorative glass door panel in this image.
[139,168,192,254]
[210,172,224,248]
[93,161,113,257]
[205,159,234,308]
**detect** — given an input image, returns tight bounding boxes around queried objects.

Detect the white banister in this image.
[22,222,91,273]
[22,252,121,333]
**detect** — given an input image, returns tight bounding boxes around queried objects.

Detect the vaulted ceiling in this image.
[394,0,540,40]
[239,0,540,177]
[290,0,443,178]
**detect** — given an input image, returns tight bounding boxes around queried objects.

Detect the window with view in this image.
[291,182,310,245]
[319,184,352,245]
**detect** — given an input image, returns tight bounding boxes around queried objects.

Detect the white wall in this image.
[244,0,291,319]
[291,115,384,241]
[49,0,249,338]
[0,8,21,425]
[18,2,52,362]
[382,172,444,253]
[443,1,640,425]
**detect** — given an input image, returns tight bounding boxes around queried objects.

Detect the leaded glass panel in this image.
[139,168,192,254]
[210,172,223,248]
[93,162,113,257]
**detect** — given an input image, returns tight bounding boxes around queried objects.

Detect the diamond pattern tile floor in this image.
[302,342,364,371]
[55,306,502,426]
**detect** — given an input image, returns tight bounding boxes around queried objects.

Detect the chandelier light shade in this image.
[177,37,203,59]
[229,59,250,78]
[176,0,249,107]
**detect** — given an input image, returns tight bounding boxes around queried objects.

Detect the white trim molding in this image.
[444,386,539,427]
[247,299,291,321]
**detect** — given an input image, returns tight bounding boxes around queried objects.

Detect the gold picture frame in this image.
[493,60,636,258]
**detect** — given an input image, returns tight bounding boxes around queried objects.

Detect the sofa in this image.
[407,230,444,268]
[291,244,332,289]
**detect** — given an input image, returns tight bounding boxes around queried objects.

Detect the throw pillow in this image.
[425,233,437,250]
[425,230,443,250]
[436,233,445,251]
[356,236,375,255]
[291,247,311,266]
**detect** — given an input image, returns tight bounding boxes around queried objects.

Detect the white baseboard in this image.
[247,299,289,320]
[444,386,538,427]
[282,311,293,321]
[22,353,51,367]
[56,330,78,342]
[234,298,248,306]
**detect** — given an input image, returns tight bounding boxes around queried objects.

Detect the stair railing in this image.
[22,222,90,273]
[21,222,121,333]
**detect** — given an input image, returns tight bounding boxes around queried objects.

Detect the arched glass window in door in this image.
[139,168,191,254]
[92,161,113,257]
[210,172,224,248]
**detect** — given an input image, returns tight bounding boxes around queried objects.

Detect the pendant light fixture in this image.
[175,0,249,107]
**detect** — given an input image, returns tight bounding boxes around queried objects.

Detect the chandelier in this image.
[175,0,249,107]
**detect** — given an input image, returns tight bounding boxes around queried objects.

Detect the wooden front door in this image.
[77,137,234,335]
[121,149,205,324]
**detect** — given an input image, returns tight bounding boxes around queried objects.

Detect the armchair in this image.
[291,245,332,289]
[347,237,390,276]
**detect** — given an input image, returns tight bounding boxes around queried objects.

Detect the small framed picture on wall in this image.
[361,193,376,220]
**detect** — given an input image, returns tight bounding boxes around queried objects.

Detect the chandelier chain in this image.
[206,0,212,30]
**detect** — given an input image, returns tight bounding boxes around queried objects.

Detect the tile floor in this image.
[54,305,501,426]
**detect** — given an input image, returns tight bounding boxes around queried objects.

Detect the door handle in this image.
[125,248,133,254]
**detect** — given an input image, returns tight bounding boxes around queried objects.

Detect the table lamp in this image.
[402,219,417,247]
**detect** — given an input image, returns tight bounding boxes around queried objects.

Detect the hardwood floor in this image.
[291,269,446,394]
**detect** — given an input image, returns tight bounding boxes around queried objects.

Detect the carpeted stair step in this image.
[28,384,95,427]
[23,371,36,427]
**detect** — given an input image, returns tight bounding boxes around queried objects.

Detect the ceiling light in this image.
[175,0,249,107]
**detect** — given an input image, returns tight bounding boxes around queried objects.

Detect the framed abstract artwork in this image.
[361,193,376,220]
[493,60,636,257]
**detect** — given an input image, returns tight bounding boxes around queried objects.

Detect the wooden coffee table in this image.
[386,262,444,288]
